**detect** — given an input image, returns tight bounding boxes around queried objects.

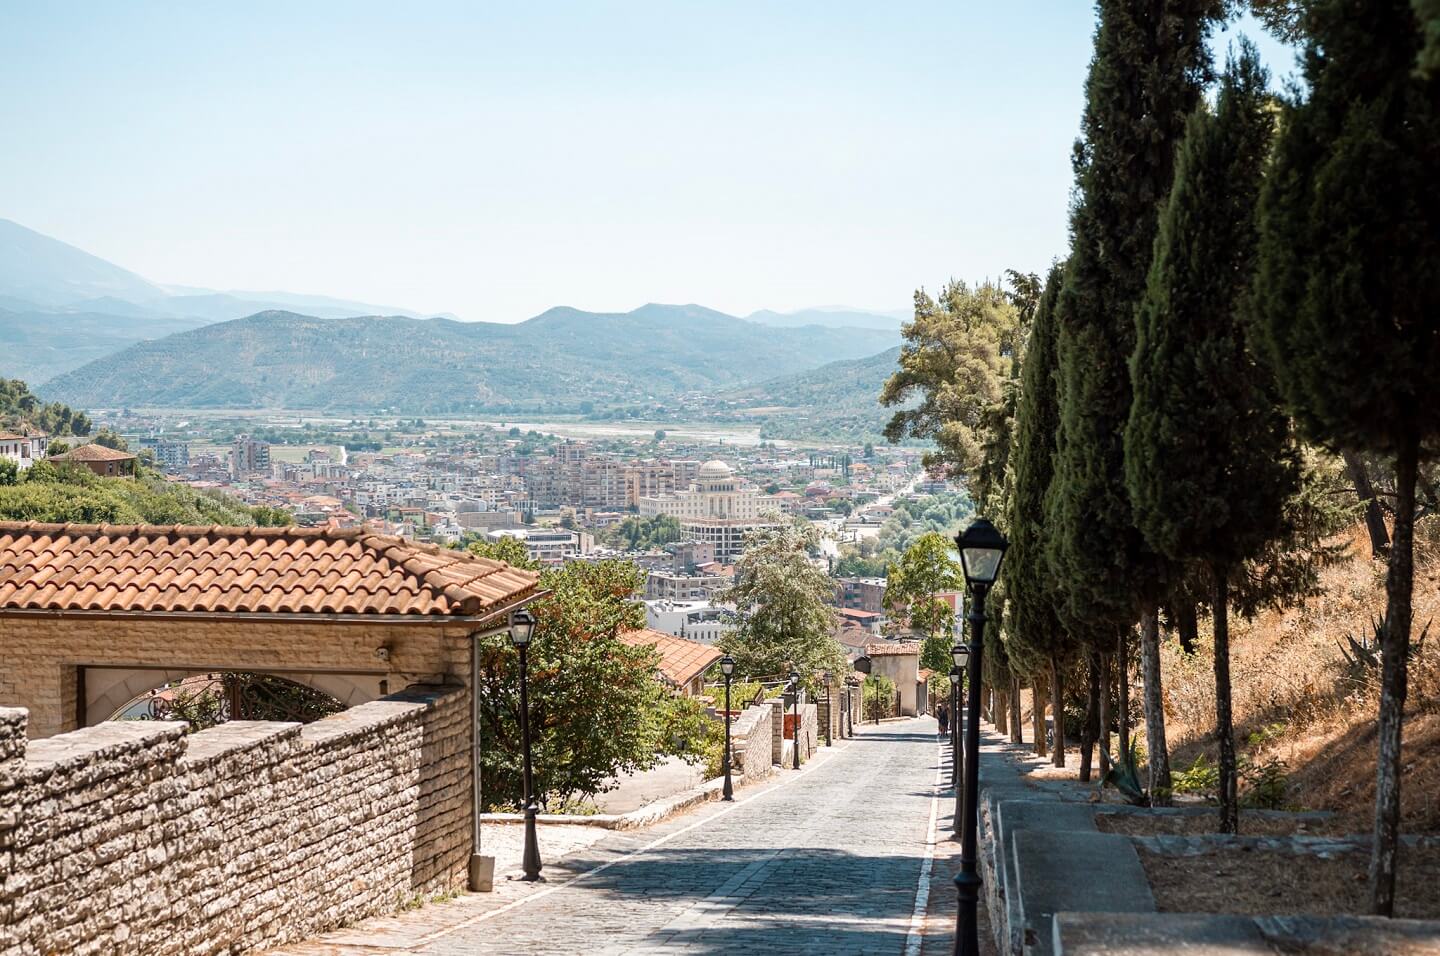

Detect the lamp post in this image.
[950,652,968,837]
[952,518,1008,956]
[789,670,802,769]
[822,671,833,747]
[720,655,736,801]
[948,662,964,792]
[509,608,542,882]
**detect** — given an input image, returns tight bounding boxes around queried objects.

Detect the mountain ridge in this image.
[42,307,901,412]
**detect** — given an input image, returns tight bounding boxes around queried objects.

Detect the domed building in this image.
[637,459,783,560]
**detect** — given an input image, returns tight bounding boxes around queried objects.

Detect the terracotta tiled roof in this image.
[620,627,724,688]
[864,641,922,656]
[50,444,136,462]
[0,522,539,618]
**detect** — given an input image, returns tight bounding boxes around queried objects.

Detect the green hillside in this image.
[720,347,904,442]
[43,306,901,412]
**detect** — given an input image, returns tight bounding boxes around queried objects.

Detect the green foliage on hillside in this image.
[43,307,900,413]
[0,379,91,436]
[0,461,289,526]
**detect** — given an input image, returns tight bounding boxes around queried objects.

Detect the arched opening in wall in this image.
[111,672,348,732]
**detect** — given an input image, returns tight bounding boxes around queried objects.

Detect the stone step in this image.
[1013,830,1155,956]
[1053,912,1440,955]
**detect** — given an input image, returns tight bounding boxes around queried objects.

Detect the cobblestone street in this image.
[273,717,971,955]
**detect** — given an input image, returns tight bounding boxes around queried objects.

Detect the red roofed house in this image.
[864,640,924,716]
[619,627,724,697]
[48,442,137,477]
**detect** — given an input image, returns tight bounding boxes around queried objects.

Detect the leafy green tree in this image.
[880,281,1023,479]
[468,535,539,569]
[0,462,279,525]
[1251,0,1440,912]
[718,520,846,682]
[1045,0,1221,785]
[883,531,964,673]
[476,560,693,807]
[1420,0,1440,75]
[1004,265,1078,769]
[92,427,128,451]
[0,459,16,487]
[1127,44,1294,826]
[599,514,683,551]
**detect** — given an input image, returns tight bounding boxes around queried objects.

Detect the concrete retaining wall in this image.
[0,684,468,956]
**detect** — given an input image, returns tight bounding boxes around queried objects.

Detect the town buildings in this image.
[637,460,783,562]
[232,435,272,478]
[0,431,47,471]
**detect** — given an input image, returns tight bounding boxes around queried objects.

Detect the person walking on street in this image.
[936,702,949,739]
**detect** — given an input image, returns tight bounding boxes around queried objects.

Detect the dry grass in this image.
[1155,519,1440,828]
[1095,811,1345,837]
[1141,843,1440,920]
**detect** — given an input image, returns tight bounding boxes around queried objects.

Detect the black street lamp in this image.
[822,671,833,747]
[509,608,542,882]
[950,650,968,837]
[952,519,1008,956]
[789,670,802,769]
[948,661,964,791]
[720,655,736,801]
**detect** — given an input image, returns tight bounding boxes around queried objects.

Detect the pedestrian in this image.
[937,702,949,738]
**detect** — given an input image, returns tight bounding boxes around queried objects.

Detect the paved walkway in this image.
[270,717,980,955]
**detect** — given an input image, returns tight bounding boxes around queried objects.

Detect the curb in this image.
[480,742,837,831]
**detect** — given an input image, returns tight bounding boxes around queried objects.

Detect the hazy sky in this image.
[0,3,1294,322]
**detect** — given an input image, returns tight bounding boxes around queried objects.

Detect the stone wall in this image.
[0,613,476,737]
[0,684,469,956]
[728,702,774,781]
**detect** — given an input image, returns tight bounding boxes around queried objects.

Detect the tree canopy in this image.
[719,520,846,682]
[883,531,965,673]
[1252,0,1440,913]
[879,281,1023,480]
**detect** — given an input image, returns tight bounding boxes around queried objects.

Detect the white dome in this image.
[697,460,733,480]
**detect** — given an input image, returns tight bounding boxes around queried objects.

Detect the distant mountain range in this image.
[718,346,904,441]
[44,305,903,412]
[0,218,907,400]
[745,307,907,332]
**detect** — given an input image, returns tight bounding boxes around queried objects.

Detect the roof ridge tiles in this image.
[0,522,537,618]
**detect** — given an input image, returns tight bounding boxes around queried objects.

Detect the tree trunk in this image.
[994,686,1009,736]
[1345,450,1391,559]
[1117,631,1131,762]
[1049,651,1065,767]
[1139,604,1172,806]
[1098,651,1112,778]
[1079,650,1100,783]
[1175,601,1200,657]
[1370,435,1418,917]
[1214,565,1238,835]
[1032,682,1048,757]
[1009,677,1023,744]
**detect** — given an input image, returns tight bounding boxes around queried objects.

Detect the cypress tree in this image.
[1003,264,1075,769]
[1253,0,1440,914]
[1126,42,1297,833]
[1045,0,1220,795]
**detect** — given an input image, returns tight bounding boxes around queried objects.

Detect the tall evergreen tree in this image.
[1127,42,1296,831]
[1003,264,1075,769]
[1045,0,1221,794]
[1252,0,1440,913]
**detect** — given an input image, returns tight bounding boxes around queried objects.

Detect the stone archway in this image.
[85,665,388,726]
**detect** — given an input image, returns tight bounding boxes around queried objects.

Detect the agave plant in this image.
[1338,614,1429,682]
[1101,739,1149,806]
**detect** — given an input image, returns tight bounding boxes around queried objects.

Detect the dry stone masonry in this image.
[0,684,469,956]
